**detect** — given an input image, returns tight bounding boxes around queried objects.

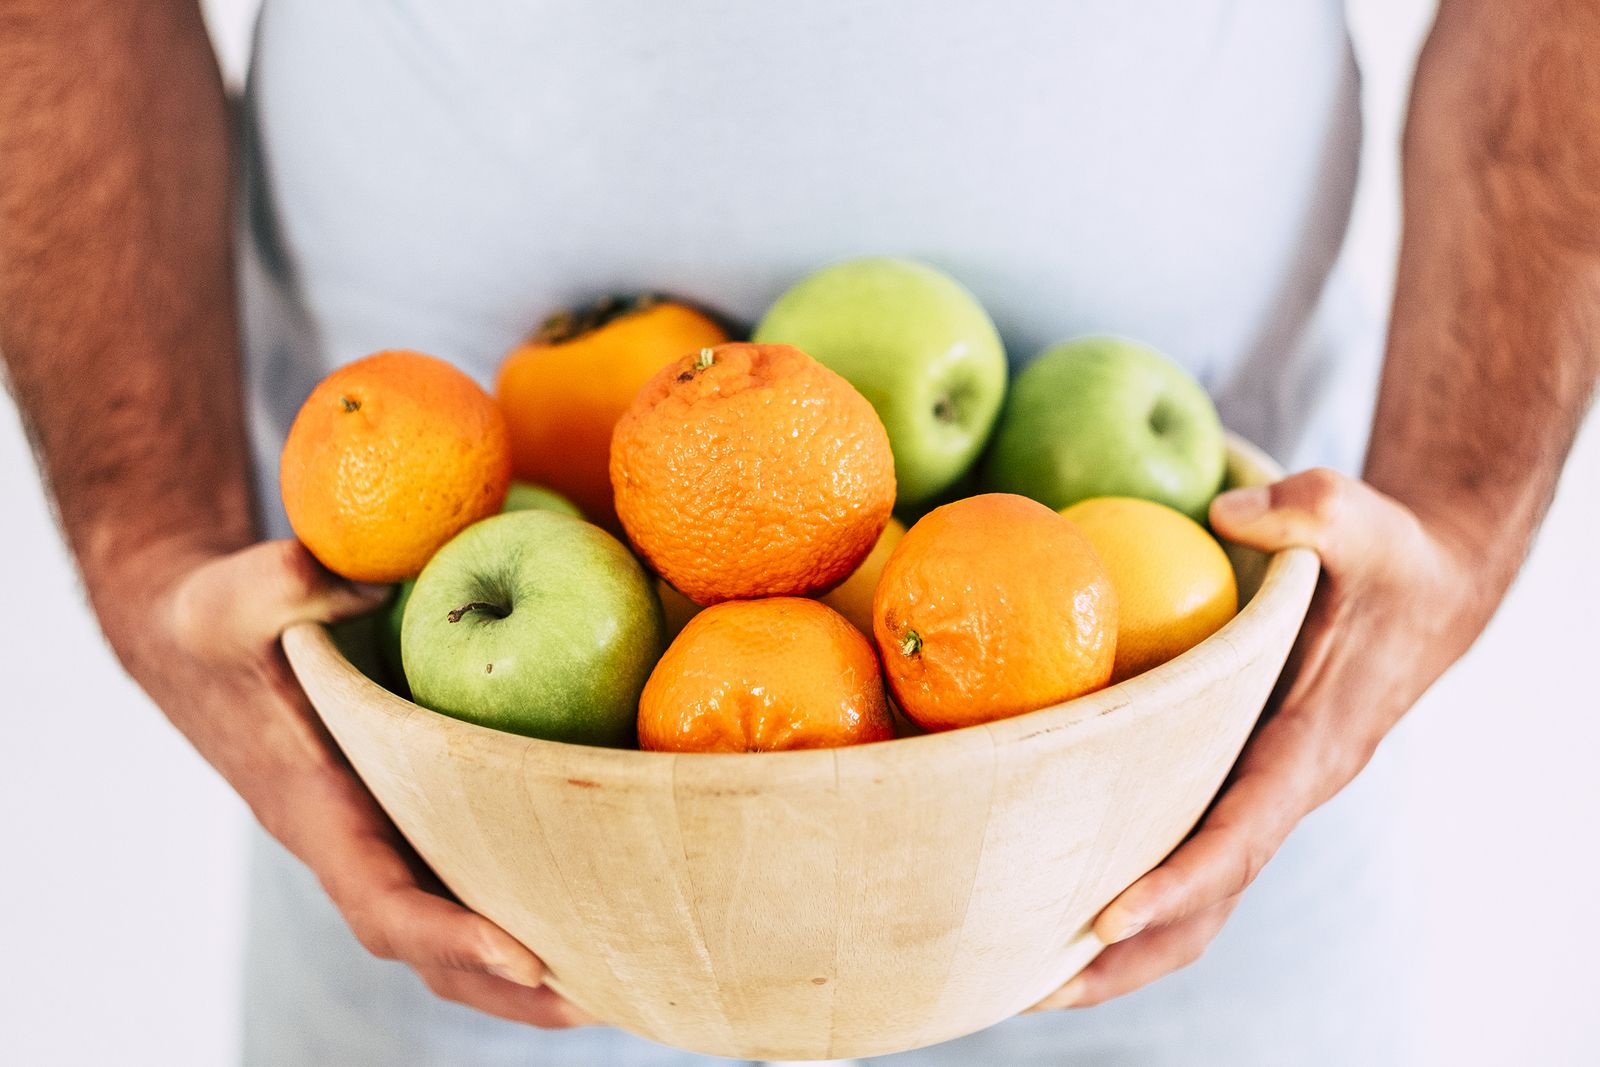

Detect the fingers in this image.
[417,967,599,1028]
[1092,761,1301,944]
[171,540,389,652]
[311,817,546,987]
[345,882,548,987]
[1209,467,1416,574]
[245,540,392,631]
[1031,896,1239,1011]
[348,883,604,1029]
[1026,466,1452,1014]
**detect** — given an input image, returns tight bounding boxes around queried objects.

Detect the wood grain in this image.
[283,434,1319,1060]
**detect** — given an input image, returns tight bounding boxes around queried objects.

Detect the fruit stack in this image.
[280,258,1244,752]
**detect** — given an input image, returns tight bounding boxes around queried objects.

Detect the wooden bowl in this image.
[283,434,1318,1061]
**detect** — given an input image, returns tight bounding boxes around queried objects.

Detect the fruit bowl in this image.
[282,433,1318,1061]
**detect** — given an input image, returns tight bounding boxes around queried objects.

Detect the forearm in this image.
[0,0,253,652]
[1368,0,1600,605]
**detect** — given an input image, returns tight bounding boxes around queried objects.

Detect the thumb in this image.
[176,541,391,650]
[249,540,393,634]
[1209,467,1398,575]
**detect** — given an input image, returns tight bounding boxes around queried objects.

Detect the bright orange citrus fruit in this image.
[638,597,894,752]
[610,342,896,605]
[1060,496,1237,682]
[873,493,1118,731]
[280,350,511,583]
[496,296,727,529]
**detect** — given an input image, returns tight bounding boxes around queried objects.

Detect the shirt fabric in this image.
[237,2,1410,1063]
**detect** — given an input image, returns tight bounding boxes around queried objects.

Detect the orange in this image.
[280,350,511,583]
[610,342,896,605]
[1060,496,1237,682]
[873,493,1117,731]
[638,598,893,752]
[818,518,906,636]
[496,296,727,528]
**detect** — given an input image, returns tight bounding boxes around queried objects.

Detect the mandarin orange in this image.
[610,342,896,605]
[638,598,893,753]
[280,350,511,583]
[872,493,1118,731]
[496,296,727,529]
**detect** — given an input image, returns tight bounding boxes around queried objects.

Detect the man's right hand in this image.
[1,0,585,1033]
[115,538,594,1029]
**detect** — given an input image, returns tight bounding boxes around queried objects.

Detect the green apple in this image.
[379,481,582,689]
[502,481,582,517]
[401,510,664,746]
[753,257,1007,505]
[983,336,1226,521]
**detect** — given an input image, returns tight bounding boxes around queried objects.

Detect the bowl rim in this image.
[283,433,1320,777]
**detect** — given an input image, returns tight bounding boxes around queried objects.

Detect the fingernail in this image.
[1108,919,1148,944]
[1211,486,1268,524]
[489,960,544,988]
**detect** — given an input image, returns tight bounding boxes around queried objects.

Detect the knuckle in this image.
[163,566,237,656]
[165,578,210,649]
[437,942,495,976]
[271,540,325,602]
[1236,838,1273,891]
[347,909,400,962]
[418,969,458,1001]
[1287,467,1346,527]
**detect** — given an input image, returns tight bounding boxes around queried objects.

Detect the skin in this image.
[0,1,587,1028]
[1034,0,1600,1010]
[1,0,1595,1035]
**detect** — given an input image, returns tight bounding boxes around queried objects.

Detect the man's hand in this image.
[1037,0,1600,1010]
[0,2,595,1029]
[1033,467,1489,1010]
[124,539,594,1028]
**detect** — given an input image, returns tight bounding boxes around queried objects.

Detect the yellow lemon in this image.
[1060,496,1237,683]
[819,517,906,636]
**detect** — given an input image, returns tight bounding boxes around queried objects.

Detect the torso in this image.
[241,0,1368,532]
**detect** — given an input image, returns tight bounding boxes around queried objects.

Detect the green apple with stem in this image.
[753,257,1007,505]
[983,336,1226,521]
[401,509,664,746]
[379,481,581,688]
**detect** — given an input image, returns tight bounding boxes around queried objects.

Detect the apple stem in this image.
[447,601,508,624]
[899,629,923,657]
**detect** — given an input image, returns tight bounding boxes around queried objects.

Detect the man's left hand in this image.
[1033,467,1488,1010]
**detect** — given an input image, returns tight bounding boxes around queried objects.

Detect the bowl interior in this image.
[324,432,1294,757]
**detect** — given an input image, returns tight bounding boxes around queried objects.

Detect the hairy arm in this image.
[1041,0,1600,1007]
[1368,0,1600,592]
[0,0,252,631]
[0,0,584,1026]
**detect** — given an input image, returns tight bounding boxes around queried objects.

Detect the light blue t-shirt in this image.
[238,4,1407,1064]
[242,0,1378,528]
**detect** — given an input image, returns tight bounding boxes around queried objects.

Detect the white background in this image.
[3,2,1597,1064]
